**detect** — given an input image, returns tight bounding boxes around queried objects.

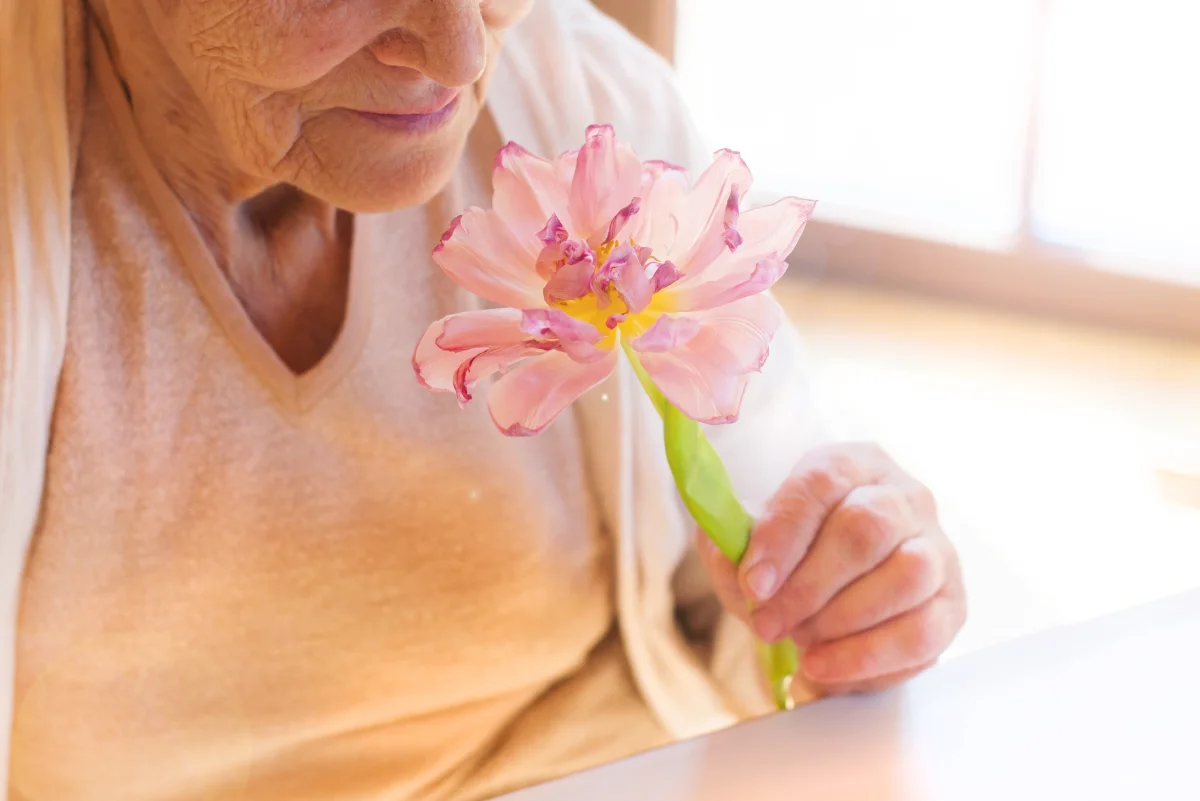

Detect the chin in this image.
[288,100,479,215]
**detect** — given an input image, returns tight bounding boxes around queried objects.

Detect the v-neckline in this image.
[91,24,374,415]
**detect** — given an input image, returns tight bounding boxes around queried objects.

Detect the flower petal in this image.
[627,162,689,257]
[568,125,644,243]
[669,197,816,310]
[433,209,545,308]
[435,308,530,351]
[669,256,787,311]
[593,243,653,316]
[542,245,597,305]
[493,142,573,248]
[630,314,701,352]
[650,260,683,292]
[521,308,609,363]
[634,294,786,423]
[413,309,551,403]
[604,197,642,243]
[669,150,753,273]
[489,348,618,436]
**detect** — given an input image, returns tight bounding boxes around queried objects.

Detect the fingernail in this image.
[744,562,778,602]
[752,607,785,643]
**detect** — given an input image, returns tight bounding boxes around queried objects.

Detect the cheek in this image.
[197,83,308,180]
[272,95,481,212]
[183,1,376,90]
[483,0,536,29]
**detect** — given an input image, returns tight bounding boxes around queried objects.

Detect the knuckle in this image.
[795,447,858,494]
[895,540,941,598]
[908,483,939,522]
[801,468,841,505]
[839,502,893,563]
[775,576,822,624]
[855,440,891,465]
[863,483,908,521]
[842,645,875,679]
[904,614,944,659]
[770,469,852,530]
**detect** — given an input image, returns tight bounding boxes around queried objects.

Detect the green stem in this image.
[622,340,799,711]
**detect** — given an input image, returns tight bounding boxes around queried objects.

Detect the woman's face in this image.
[139,0,535,211]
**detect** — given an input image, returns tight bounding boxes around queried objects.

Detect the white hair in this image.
[0,0,80,787]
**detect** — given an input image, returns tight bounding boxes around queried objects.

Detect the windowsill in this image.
[786,217,1200,343]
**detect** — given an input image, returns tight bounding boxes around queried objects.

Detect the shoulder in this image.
[490,0,712,174]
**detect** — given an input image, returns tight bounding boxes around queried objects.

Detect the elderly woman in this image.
[0,0,966,798]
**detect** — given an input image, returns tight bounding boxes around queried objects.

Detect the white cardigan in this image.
[0,0,823,790]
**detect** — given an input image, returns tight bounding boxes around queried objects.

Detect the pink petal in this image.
[630,314,701,352]
[413,310,551,404]
[536,214,570,249]
[542,245,597,305]
[668,197,816,310]
[634,294,786,424]
[669,150,753,274]
[568,125,645,243]
[638,357,751,425]
[433,209,545,309]
[593,243,653,316]
[605,197,642,243]
[650,260,683,292]
[669,256,787,311]
[492,142,573,248]
[520,308,609,363]
[722,189,743,251]
[489,348,618,436]
[452,345,552,405]
[435,308,530,351]
[627,163,688,257]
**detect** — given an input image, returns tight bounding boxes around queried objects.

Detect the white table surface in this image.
[498,588,1200,801]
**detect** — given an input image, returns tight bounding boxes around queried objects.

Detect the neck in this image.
[95,2,352,373]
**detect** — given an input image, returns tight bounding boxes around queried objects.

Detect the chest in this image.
[12,98,612,800]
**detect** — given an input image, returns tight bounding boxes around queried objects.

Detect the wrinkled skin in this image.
[102,0,534,211]
[96,0,533,370]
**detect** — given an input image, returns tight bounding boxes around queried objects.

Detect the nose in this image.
[369,0,488,87]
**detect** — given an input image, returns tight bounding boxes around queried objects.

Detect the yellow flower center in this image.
[553,240,672,344]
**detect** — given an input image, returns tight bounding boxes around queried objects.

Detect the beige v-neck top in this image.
[9,28,668,801]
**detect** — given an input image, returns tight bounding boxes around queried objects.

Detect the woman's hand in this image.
[697,443,966,696]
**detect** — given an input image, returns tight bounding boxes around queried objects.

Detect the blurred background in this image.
[595,0,1200,659]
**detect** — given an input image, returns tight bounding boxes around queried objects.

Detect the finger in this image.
[739,443,890,604]
[800,533,948,645]
[693,527,748,623]
[749,482,927,641]
[800,591,965,684]
[810,660,938,697]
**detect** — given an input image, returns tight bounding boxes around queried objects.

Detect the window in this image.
[675,0,1200,289]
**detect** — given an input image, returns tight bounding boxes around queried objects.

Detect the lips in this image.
[354,86,462,118]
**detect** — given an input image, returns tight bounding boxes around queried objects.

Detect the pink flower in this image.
[413,125,816,436]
